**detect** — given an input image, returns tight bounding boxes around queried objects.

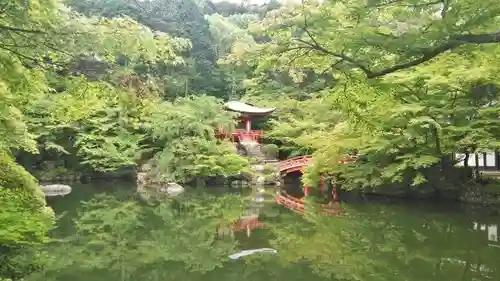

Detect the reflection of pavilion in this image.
[217,198,266,239]
[473,222,498,247]
[216,183,269,238]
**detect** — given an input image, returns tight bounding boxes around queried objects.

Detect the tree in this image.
[0,151,54,280]
[225,0,500,193]
[149,95,250,182]
[67,0,226,98]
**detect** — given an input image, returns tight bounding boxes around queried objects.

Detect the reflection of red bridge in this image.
[276,155,357,215]
[276,192,344,215]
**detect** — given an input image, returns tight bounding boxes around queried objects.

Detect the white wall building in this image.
[455,152,499,170]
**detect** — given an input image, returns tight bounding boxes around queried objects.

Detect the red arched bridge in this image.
[275,155,358,216]
[278,155,358,175]
[278,155,312,174]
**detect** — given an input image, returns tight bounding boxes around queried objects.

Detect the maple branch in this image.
[0,24,45,34]
[441,0,450,19]
[285,3,500,79]
[296,29,500,79]
[368,0,443,8]
[367,31,500,78]
[0,45,38,62]
[297,13,374,75]
[294,37,373,75]
[0,2,10,14]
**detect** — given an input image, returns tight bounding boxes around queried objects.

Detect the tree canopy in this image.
[221,0,500,192]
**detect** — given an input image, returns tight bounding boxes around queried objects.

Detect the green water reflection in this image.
[36,182,500,281]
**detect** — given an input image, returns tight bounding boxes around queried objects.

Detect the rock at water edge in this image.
[40,184,72,196]
[159,182,184,196]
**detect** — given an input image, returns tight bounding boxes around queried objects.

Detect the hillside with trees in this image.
[3,0,500,280]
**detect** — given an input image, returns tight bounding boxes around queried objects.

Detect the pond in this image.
[40,181,500,281]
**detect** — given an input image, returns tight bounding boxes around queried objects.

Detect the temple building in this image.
[221,101,276,143]
[455,152,500,171]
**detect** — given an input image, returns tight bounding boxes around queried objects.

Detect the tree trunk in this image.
[432,127,443,197]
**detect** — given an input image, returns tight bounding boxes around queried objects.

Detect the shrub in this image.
[0,151,54,280]
[261,144,279,158]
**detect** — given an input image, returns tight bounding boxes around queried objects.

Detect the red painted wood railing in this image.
[276,193,306,215]
[278,155,359,174]
[233,129,264,142]
[278,155,312,173]
[215,129,265,142]
[275,192,344,216]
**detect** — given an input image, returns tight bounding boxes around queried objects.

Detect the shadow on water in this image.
[37,181,500,281]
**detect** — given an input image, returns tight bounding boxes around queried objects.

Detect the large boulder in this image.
[136,169,185,198]
[159,182,184,196]
[227,172,252,188]
[40,184,72,197]
[252,164,265,172]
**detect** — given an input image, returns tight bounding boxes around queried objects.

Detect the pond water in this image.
[41,181,500,281]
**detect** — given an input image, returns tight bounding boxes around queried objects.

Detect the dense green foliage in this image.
[220,0,500,194]
[0,152,54,280]
[149,95,250,181]
[1,0,252,179]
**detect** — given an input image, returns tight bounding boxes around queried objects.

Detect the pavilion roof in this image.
[224,101,276,115]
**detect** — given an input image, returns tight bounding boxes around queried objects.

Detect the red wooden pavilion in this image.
[217,101,276,143]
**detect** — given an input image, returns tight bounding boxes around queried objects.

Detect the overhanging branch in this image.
[367,31,500,78]
[296,13,376,76]
[293,37,373,75]
[0,24,45,34]
[292,27,500,79]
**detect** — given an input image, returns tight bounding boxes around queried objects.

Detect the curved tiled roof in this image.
[224,101,276,115]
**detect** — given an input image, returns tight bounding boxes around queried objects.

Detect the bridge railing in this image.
[278,155,312,173]
[279,155,360,174]
[276,193,305,215]
[276,192,343,216]
[215,129,265,142]
[233,129,264,142]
